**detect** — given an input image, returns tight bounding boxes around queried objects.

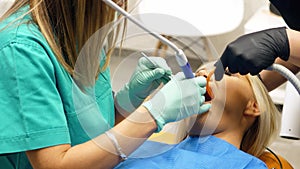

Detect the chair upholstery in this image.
[259,151,294,169]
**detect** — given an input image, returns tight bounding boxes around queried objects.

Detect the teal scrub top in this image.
[0,7,115,169]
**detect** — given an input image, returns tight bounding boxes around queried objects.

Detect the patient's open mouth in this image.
[205,71,214,102]
[195,70,214,102]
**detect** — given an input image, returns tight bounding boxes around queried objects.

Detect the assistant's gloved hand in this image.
[142,72,211,132]
[215,27,290,81]
[115,56,172,112]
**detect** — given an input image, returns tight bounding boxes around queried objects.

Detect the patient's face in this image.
[189,69,255,135]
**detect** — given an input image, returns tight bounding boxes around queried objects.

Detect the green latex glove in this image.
[142,72,211,132]
[116,56,172,112]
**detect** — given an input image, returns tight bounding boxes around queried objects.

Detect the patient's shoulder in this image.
[259,151,294,169]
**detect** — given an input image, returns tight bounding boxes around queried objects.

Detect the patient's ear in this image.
[244,100,261,117]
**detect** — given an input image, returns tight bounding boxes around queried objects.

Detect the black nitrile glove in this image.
[215,27,290,81]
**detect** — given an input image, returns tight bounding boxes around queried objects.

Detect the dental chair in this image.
[259,151,294,169]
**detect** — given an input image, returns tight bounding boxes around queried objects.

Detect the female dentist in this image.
[0,1,210,169]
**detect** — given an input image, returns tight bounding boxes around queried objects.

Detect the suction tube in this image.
[266,64,300,95]
[102,0,194,78]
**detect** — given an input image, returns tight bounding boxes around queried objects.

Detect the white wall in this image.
[121,0,268,56]
[0,0,15,17]
[207,0,268,54]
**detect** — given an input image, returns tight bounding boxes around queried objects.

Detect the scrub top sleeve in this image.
[0,40,70,154]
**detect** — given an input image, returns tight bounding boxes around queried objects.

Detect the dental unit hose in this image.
[102,0,194,78]
[267,64,300,95]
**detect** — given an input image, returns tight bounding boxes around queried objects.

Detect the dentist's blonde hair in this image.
[241,75,281,157]
[0,0,127,75]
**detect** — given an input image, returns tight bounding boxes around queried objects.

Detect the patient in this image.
[114,67,281,169]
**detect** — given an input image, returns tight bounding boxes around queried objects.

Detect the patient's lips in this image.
[205,71,214,101]
[195,70,214,102]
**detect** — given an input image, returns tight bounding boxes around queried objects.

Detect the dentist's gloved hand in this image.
[115,56,172,112]
[215,27,290,81]
[142,72,211,132]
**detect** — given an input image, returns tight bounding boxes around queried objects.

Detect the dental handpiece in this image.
[102,0,194,79]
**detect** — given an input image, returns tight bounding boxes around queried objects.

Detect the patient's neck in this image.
[213,129,244,149]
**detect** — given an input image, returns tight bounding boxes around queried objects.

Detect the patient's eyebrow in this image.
[195,69,208,77]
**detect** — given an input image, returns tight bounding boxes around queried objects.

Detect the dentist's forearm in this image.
[26,106,157,169]
[261,58,300,91]
[286,29,300,67]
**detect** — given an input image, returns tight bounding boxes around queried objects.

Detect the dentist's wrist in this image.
[127,105,158,133]
[115,84,136,113]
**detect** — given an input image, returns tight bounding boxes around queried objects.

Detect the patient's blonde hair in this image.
[241,75,281,157]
